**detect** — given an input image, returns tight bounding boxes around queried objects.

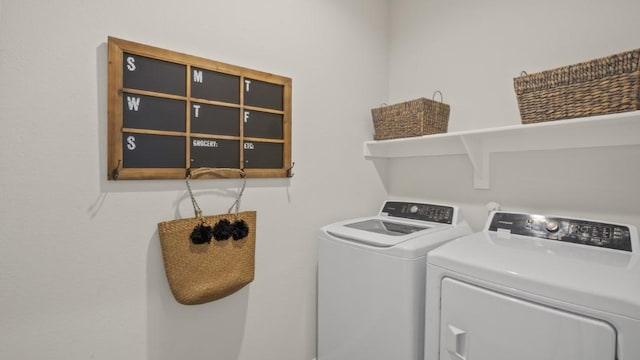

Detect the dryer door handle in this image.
[446,324,468,360]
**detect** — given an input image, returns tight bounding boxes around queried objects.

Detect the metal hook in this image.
[111,160,121,180]
[286,162,295,178]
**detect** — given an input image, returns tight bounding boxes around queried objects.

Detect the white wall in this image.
[3,1,638,359]
[0,1,388,359]
[386,0,640,230]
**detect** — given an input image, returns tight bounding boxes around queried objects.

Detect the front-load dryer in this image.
[425,211,640,360]
[318,200,471,360]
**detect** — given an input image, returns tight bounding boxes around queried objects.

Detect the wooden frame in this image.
[107,37,292,179]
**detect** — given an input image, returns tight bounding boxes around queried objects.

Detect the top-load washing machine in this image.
[425,211,640,360]
[318,200,471,360]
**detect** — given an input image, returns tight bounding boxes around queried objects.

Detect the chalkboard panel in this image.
[243,142,283,168]
[109,37,292,179]
[122,132,185,168]
[243,110,283,139]
[190,138,240,168]
[244,78,284,110]
[123,53,186,96]
[191,68,240,104]
[123,93,186,132]
[191,103,240,136]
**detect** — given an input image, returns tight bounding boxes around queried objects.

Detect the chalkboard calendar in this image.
[108,37,292,179]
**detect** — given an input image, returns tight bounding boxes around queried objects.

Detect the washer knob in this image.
[545,220,560,232]
[409,205,419,214]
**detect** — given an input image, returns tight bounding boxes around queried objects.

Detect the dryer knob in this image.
[545,220,560,233]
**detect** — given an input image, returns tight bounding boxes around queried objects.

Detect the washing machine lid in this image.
[322,201,462,248]
[343,218,431,236]
[325,216,445,247]
[428,212,640,320]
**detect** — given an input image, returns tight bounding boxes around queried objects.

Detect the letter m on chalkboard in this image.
[193,70,203,83]
[127,96,140,111]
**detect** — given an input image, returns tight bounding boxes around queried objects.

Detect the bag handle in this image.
[185,168,247,219]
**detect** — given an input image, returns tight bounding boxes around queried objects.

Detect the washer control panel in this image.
[489,212,632,252]
[381,201,454,224]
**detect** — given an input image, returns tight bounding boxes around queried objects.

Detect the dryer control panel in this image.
[381,201,454,224]
[488,212,632,251]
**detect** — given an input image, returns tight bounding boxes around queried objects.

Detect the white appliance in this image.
[425,211,640,360]
[318,200,471,360]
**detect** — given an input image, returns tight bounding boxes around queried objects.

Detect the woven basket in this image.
[158,211,256,305]
[371,94,450,140]
[514,49,640,124]
[157,168,256,305]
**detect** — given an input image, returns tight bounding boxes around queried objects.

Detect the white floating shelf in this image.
[364,111,640,189]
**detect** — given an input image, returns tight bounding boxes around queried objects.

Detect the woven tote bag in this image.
[158,168,256,305]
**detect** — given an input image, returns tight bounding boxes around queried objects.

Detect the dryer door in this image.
[439,278,616,360]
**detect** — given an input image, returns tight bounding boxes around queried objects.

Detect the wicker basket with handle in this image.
[514,49,640,124]
[371,91,450,140]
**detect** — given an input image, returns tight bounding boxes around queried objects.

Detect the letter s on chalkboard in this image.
[126,56,136,71]
[126,135,136,150]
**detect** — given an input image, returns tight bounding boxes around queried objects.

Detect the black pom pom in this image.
[190,223,212,244]
[212,219,232,241]
[230,219,250,240]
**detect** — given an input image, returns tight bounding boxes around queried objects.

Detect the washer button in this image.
[545,220,560,232]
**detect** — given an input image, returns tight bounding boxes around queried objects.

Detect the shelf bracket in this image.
[460,135,490,189]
